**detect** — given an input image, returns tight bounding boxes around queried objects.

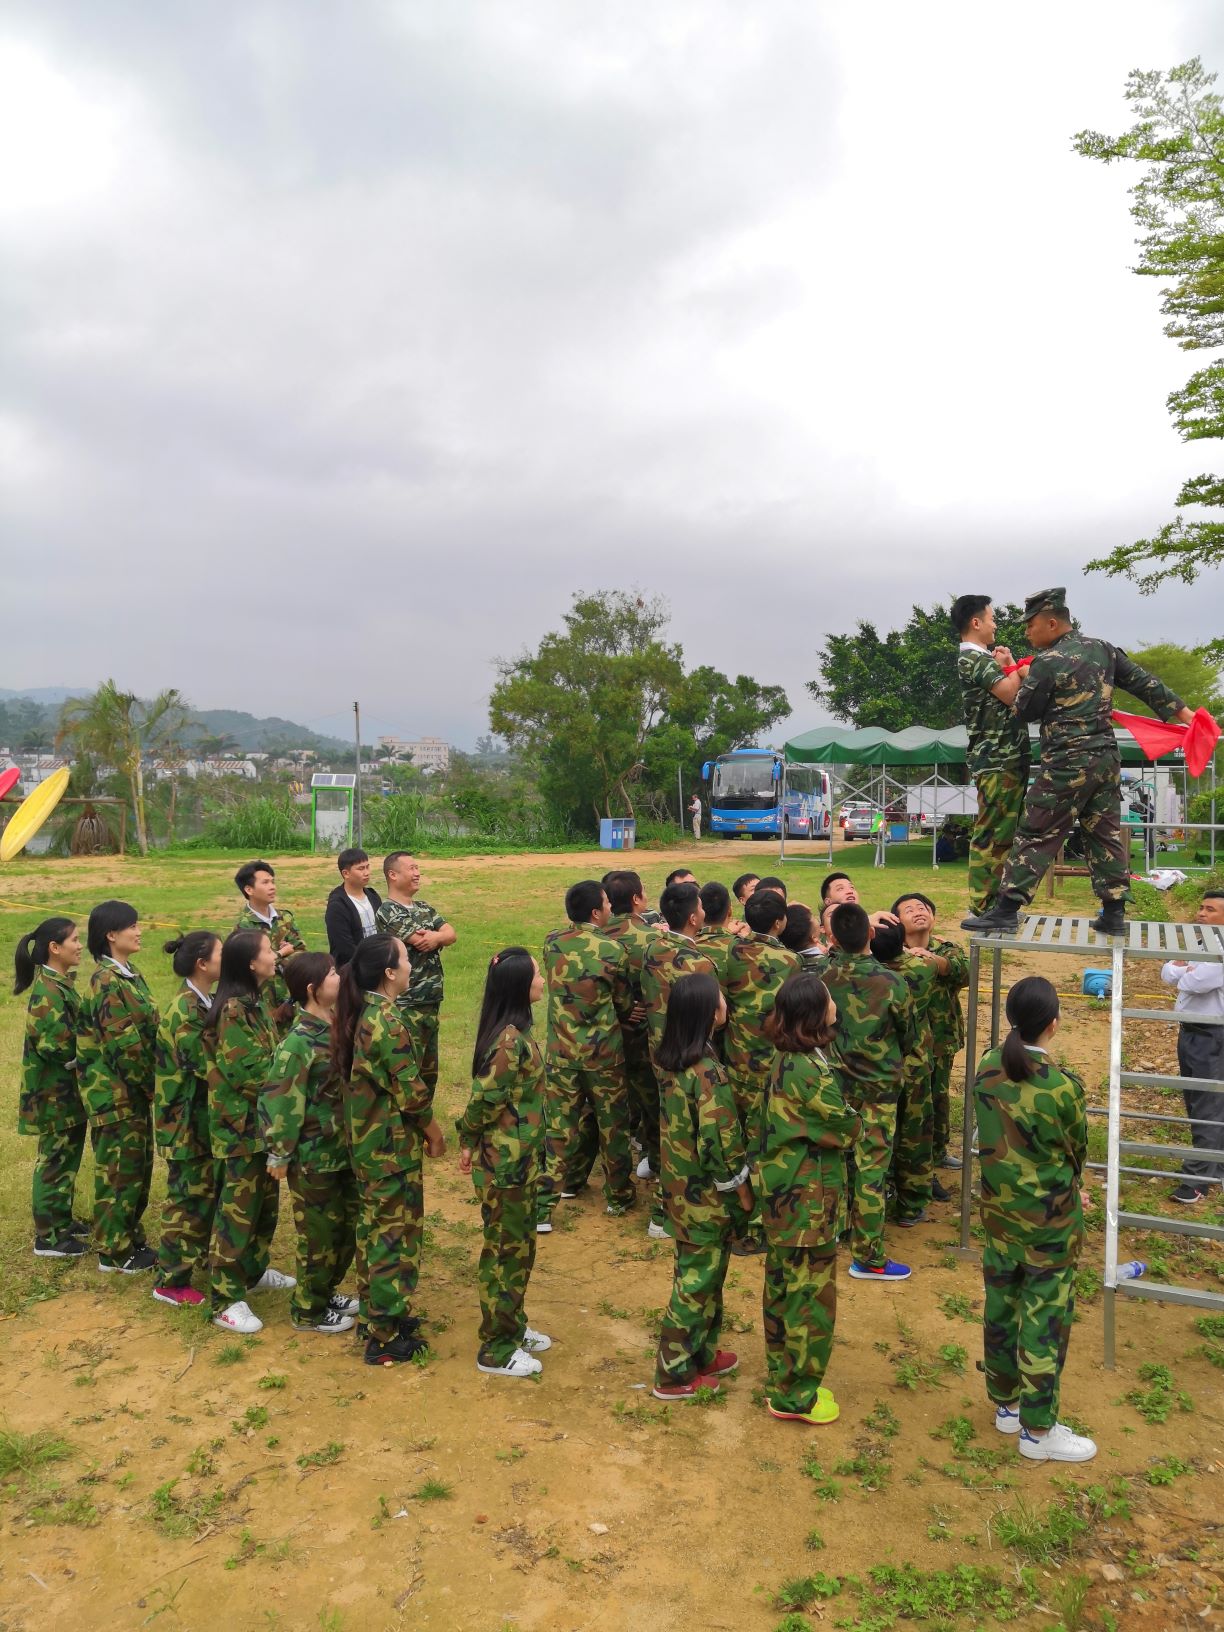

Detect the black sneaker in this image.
[730,1232,765,1257]
[1171,1183,1206,1205]
[399,1313,423,1336]
[98,1245,158,1273]
[1090,902,1126,936]
[930,1177,952,1202]
[960,897,1022,934]
[67,1218,91,1238]
[292,1308,355,1334]
[364,1330,429,1366]
[34,1235,88,1258]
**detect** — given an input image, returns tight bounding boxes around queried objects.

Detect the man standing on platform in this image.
[962,589,1193,937]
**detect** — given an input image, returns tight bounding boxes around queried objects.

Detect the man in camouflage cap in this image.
[963,589,1194,937]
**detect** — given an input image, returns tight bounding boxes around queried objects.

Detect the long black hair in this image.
[87,899,137,960]
[332,934,405,1081]
[203,929,268,1033]
[472,947,536,1074]
[655,973,721,1074]
[1001,975,1061,1082]
[163,930,220,980]
[14,917,76,995]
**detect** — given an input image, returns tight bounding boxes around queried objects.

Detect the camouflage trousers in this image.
[930,1052,955,1166]
[287,1165,359,1323]
[157,1155,223,1287]
[763,1244,838,1413]
[30,1121,86,1241]
[474,1177,538,1365]
[849,1101,898,1269]
[539,1061,635,1212]
[404,1006,440,1109]
[209,1156,280,1308]
[654,1238,731,1386]
[91,1110,154,1259]
[355,1161,423,1343]
[969,767,1028,913]
[999,755,1128,905]
[891,1068,934,1220]
[624,1023,660,1171]
[982,1244,1077,1432]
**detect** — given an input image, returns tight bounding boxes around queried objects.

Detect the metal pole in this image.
[353,701,364,847]
[1103,937,1126,1370]
[958,937,981,1254]
[989,945,1002,1047]
[931,765,940,870]
[778,760,787,865]
[677,764,684,836]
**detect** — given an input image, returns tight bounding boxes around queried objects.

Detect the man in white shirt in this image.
[324,848,383,968]
[1161,889,1224,1204]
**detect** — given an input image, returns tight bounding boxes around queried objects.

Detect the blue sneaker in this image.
[848,1259,911,1281]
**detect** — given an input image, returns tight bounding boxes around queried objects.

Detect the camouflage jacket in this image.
[154,984,212,1158]
[974,1045,1087,1267]
[724,934,799,1081]
[543,924,633,1069]
[78,959,160,1126]
[657,1048,748,1246]
[1015,632,1185,763]
[959,644,1031,776]
[697,924,740,986]
[878,951,936,1095]
[344,992,433,1182]
[922,936,970,1056]
[640,908,664,927]
[455,1023,545,1188]
[234,904,307,1017]
[205,992,279,1160]
[641,935,718,1056]
[19,967,85,1135]
[376,897,448,1009]
[604,912,659,992]
[260,1011,349,1172]
[820,949,916,1106]
[758,1048,860,1248]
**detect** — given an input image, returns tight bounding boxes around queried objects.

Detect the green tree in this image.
[1074,60,1224,623]
[643,667,791,815]
[1114,642,1224,718]
[56,682,193,855]
[807,602,1028,730]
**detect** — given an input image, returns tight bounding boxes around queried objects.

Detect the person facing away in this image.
[963,587,1193,937]
[325,848,383,968]
[697,881,743,985]
[640,881,718,1058]
[376,850,457,1110]
[723,889,799,1150]
[603,869,665,1200]
[870,921,936,1227]
[892,893,970,1183]
[973,975,1095,1464]
[233,859,307,1021]
[1161,889,1224,1206]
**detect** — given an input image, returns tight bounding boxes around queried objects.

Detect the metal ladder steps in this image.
[1086,1105,1221,1127]
[1119,1139,1224,1163]
[1088,1159,1223,1183]
[1120,1071,1222,1092]
[1115,1277,1224,1312]
[1117,1210,1224,1242]
[1121,1008,1224,1025]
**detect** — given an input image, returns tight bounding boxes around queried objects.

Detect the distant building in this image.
[376,735,450,773]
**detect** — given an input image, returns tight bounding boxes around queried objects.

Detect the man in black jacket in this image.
[325,848,383,967]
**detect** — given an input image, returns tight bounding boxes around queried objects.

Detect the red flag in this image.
[1110,708,1221,776]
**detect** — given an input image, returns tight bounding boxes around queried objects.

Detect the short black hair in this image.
[234,859,274,898]
[780,902,815,953]
[892,892,935,917]
[819,871,851,904]
[665,867,698,888]
[383,850,415,878]
[660,881,700,931]
[870,921,905,962]
[606,871,644,916]
[745,889,786,933]
[951,594,992,636]
[565,880,607,924]
[732,872,760,903]
[1204,889,1224,902]
[699,881,731,926]
[829,901,870,953]
[87,899,138,960]
[754,875,787,900]
[337,848,369,874]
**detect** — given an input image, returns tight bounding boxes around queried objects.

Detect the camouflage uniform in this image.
[924,937,970,1164]
[697,924,739,988]
[18,967,86,1243]
[78,959,159,1259]
[205,994,281,1308]
[820,950,916,1268]
[879,950,937,1221]
[1000,631,1185,906]
[653,1049,748,1386]
[959,643,1031,913]
[724,934,799,1152]
[344,993,434,1342]
[376,896,449,1108]
[539,924,636,1214]
[154,984,223,1286]
[974,1044,1087,1431]
[260,1011,357,1324]
[234,904,307,1023]
[641,936,719,1059]
[455,1024,546,1366]
[605,910,663,1172]
[758,1048,860,1412]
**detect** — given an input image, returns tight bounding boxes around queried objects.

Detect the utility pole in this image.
[353,701,364,846]
[677,764,684,835]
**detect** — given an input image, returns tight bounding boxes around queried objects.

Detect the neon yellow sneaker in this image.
[767,1387,839,1425]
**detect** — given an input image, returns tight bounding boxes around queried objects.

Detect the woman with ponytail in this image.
[15,917,88,1257]
[973,975,1095,1464]
[77,901,160,1273]
[202,929,294,1334]
[151,932,222,1309]
[455,947,550,1378]
[332,935,445,1367]
[260,952,360,1335]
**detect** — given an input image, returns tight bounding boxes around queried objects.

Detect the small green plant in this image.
[597,1300,629,1319]
[803,1528,824,1551]
[213,1340,257,1367]
[611,1399,671,1428]
[258,1373,287,1391]
[0,1427,71,1477]
[1195,1312,1224,1340]
[1146,1454,1191,1486]
[184,1445,217,1478]
[411,1478,454,1502]
[1123,1362,1192,1424]
[147,1479,227,1540]
[25,1486,101,1528]
[864,1400,900,1439]
[772,1618,813,1632]
[231,1405,269,1435]
[774,1573,842,1611]
[937,1292,974,1321]
[496,1446,526,1464]
[992,1494,1088,1563]
[1051,1570,1091,1631]
[371,1494,391,1529]
[296,1442,345,1471]
[937,1343,967,1374]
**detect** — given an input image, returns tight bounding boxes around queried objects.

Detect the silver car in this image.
[842,804,879,841]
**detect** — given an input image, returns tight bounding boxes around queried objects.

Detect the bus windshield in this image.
[711,758,776,801]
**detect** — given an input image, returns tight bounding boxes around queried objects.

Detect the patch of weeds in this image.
[611,1399,671,1429]
[1050,1570,1090,1631]
[864,1400,900,1439]
[258,1373,287,1391]
[410,1347,432,1368]
[213,1339,258,1368]
[636,1306,665,1337]
[1123,1362,1192,1424]
[992,1494,1089,1563]
[404,1436,437,1453]
[496,1446,527,1464]
[926,1506,954,1542]
[938,1252,959,1270]
[772,1618,813,1632]
[184,1445,218,1479]
[803,1528,824,1551]
[24,1485,101,1528]
[889,1316,965,1391]
[0,1427,72,1478]
[798,1450,841,1502]
[296,1442,345,1471]
[231,1405,269,1436]
[1195,1340,1224,1370]
[411,1478,454,1502]
[147,1478,227,1540]
[1195,1313,1224,1340]
[937,1291,974,1321]
[1145,1455,1191,1487]
[929,1416,1012,1490]
[370,1494,392,1529]
[1075,1264,1102,1302]
[597,1300,629,1319]
[858,1562,1037,1623]
[774,1573,842,1611]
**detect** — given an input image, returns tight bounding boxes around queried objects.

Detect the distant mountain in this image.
[0,691,351,757]
[0,686,89,705]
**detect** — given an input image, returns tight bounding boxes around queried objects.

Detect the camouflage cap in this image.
[1022,586,1068,620]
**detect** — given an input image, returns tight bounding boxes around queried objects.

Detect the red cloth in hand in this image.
[1001,657,1032,677]
[1110,708,1221,776]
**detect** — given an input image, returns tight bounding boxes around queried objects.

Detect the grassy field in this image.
[0,839,1221,1631]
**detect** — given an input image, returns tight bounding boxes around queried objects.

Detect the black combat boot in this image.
[960,894,1023,934]
[1089,900,1126,936]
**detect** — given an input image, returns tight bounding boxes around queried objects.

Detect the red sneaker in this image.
[651,1374,723,1402]
[152,1285,205,1307]
[707,1350,739,1375]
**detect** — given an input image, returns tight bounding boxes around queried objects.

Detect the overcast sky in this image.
[3,1,1223,748]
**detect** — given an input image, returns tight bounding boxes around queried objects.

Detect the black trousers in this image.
[1179,1024,1224,1184]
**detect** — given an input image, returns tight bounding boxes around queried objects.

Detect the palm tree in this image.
[57,682,193,855]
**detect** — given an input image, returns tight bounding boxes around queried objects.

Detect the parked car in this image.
[842,805,880,841]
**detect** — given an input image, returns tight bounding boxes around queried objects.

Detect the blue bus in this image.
[702,749,832,840]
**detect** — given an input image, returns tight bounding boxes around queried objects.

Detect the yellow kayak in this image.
[0,765,71,862]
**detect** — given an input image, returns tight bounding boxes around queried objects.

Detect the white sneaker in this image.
[647,1221,670,1241]
[328,1292,360,1316]
[477,1346,543,1378]
[536,1218,553,1235]
[994,1404,1022,1435]
[560,1190,581,1200]
[213,1300,262,1334]
[1018,1423,1097,1463]
[522,1327,552,1352]
[248,1267,296,1292]
[635,1156,654,1180]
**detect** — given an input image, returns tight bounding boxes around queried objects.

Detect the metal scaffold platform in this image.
[957,912,1224,1367]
